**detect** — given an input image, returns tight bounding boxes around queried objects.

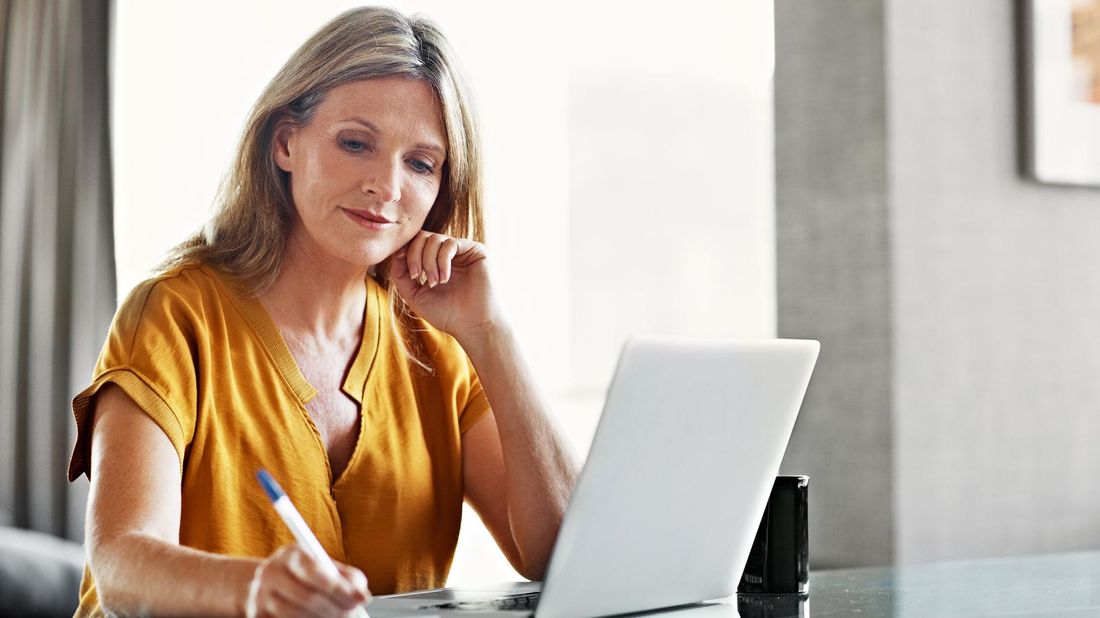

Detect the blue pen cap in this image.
[257,469,286,502]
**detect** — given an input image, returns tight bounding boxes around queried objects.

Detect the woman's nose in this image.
[361,159,401,204]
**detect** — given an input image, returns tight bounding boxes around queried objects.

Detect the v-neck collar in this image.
[223,268,382,405]
[340,276,382,404]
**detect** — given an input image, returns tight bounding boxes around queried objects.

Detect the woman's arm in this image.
[458,324,578,581]
[86,383,369,616]
[87,384,255,615]
[391,232,579,580]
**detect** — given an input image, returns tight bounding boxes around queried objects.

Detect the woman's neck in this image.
[259,229,367,344]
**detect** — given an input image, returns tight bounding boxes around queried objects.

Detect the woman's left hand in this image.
[388,231,502,340]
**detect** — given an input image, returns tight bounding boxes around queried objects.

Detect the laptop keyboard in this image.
[433,592,541,612]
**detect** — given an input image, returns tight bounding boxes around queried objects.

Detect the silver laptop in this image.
[369,337,819,617]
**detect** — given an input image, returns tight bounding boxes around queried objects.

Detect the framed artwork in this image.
[1025,0,1100,186]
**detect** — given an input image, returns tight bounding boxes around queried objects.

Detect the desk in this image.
[373,551,1100,616]
[740,551,1100,617]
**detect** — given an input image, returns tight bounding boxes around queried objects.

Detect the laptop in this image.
[368,337,819,617]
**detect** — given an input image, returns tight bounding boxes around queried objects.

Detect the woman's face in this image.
[274,77,447,269]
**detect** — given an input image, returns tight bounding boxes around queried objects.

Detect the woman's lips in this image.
[342,208,395,231]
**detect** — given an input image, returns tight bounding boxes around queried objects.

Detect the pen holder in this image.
[738,475,809,595]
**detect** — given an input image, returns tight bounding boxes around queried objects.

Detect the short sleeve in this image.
[458,360,491,435]
[68,274,202,481]
[413,319,493,436]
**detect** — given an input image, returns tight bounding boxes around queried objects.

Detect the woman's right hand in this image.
[245,544,371,618]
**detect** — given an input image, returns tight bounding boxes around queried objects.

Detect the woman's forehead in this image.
[318,78,445,141]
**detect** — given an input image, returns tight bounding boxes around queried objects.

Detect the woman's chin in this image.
[325,241,398,271]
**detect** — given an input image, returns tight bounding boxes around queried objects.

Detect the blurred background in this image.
[1,0,1099,614]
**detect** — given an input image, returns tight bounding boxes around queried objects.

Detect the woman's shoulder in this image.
[405,316,475,378]
[112,262,235,334]
[126,261,236,301]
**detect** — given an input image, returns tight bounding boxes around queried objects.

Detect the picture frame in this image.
[1024,0,1100,186]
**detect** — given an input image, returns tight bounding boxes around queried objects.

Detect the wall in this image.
[888,0,1100,563]
[777,0,1100,568]
[775,0,894,567]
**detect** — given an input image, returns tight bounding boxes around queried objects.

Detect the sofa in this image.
[0,526,84,617]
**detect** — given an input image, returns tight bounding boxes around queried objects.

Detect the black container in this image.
[738,475,809,595]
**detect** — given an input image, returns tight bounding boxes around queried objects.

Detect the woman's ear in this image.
[274,121,296,173]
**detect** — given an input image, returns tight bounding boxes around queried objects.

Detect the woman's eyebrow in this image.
[340,115,446,155]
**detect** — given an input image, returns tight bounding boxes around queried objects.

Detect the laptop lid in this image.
[534,337,818,618]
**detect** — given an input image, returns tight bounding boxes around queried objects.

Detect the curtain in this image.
[0,0,115,542]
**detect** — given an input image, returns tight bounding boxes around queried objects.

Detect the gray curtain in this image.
[0,0,115,542]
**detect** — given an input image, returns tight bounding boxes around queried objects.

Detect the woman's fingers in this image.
[285,549,363,613]
[337,563,372,604]
[247,545,369,618]
[421,234,443,287]
[437,237,460,284]
[271,581,334,617]
[250,557,326,618]
[405,231,430,284]
[402,232,463,288]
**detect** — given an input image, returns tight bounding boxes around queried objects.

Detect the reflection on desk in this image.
[370,583,741,617]
[785,550,1100,617]
[373,552,1100,616]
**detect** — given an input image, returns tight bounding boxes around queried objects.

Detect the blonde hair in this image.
[163,6,484,368]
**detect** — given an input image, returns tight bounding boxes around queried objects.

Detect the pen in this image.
[257,469,371,618]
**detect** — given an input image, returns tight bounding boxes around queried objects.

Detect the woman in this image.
[67,7,577,617]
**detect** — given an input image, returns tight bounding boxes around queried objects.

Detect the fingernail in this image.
[409,267,418,280]
[428,274,437,287]
[418,272,428,285]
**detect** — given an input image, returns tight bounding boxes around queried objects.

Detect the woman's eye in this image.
[408,159,435,175]
[340,138,367,153]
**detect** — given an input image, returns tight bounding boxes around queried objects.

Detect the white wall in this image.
[113,0,774,586]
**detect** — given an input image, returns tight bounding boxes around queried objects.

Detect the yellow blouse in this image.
[67,263,490,616]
